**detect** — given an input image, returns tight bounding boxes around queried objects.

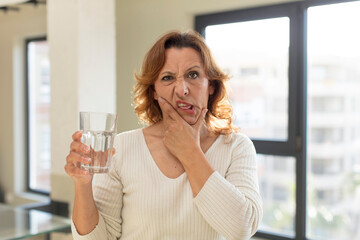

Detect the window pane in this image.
[307,2,360,239]
[27,40,51,193]
[205,17,289,141]
[257,155,295,236]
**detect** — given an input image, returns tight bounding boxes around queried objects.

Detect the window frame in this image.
[25,36,50,196]
[195,0,359,239]
[196,1,301,154]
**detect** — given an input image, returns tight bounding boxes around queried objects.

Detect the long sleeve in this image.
[193,134,263,240]
[71,137,124,240]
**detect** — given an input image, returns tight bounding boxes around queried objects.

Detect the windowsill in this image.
[19,191,50,203]
[15,193,69,217]
[8,191,50,207]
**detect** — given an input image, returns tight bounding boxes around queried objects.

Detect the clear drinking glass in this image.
[79,112,118,173]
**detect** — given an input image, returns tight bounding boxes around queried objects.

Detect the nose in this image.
[174,77,189,96]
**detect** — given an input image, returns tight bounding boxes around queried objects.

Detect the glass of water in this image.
[79,112,118,173]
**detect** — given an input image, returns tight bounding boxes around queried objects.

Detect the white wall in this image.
[48,0,117,212]
[0,4,47,205]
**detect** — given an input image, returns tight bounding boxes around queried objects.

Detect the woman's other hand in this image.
[64,131,93,185]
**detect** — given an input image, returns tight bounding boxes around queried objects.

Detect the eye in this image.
[161,75,174,81]
[188,71,199,79]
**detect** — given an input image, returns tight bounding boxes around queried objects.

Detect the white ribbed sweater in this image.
[71,128,262,240]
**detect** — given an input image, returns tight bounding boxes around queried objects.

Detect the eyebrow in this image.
[159,65,201,76]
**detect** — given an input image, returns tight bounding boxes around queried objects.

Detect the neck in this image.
[199,124,212,140]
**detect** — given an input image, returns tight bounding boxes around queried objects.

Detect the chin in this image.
[181,115,197,125]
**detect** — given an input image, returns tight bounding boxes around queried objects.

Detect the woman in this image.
[65,30,262,240]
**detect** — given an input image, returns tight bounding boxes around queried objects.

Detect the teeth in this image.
[177,103,192,109]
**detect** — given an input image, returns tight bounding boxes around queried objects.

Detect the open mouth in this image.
[177,102,193,110]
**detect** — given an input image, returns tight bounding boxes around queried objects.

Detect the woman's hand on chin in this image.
[157,97,207,160]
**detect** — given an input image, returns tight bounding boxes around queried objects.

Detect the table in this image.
[0,203,71,240]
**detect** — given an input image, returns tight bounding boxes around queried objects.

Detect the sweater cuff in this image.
[71,214,107,240]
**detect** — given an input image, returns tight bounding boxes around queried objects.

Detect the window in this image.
[307,2,360,239]
[26,37,51,194]
[310,128,344,143]
[311,97,344,113]
[257,154,296,236]
[196,0,360,239]
[311,158,342,175]
[205,17,289,141]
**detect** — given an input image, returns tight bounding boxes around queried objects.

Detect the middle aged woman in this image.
[68,30,262,240]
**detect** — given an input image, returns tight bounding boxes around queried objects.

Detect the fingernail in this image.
[82,145,90,152]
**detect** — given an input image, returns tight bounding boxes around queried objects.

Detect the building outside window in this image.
[307,2,360,239]
[26,37,51,194]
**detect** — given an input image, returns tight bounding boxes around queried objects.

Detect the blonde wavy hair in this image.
[134,30,238,135]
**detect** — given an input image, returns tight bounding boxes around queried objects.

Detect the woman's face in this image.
[154,47,214,125]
